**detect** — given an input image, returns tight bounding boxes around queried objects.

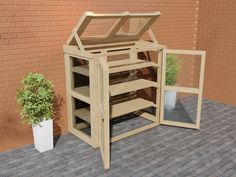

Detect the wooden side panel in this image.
[64,54,74,131]
[89,60,99,147]
[155,51,163,124]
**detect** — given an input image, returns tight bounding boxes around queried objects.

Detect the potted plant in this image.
[165,54,182,110]
[17,73,54,152]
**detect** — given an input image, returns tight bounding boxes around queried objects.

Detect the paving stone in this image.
[0,99,236,176]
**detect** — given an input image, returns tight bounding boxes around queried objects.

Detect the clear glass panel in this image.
[165,54,201,88]
[164,91,198,124]
[117,17,149,35]
[81,18,117,37]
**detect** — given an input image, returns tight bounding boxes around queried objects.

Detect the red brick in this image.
[3,0,228,153]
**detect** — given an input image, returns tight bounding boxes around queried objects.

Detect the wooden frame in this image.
[160,49,206,129]
[98,56,110,169]
[63,12,206,169]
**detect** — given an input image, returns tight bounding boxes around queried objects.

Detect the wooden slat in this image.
[71,86,90,104]
[89,60,99,148]
[88,12,128,18]
[155,51,162,124]
[81,35,137,45]
[77,13,93,36]
[84,41,135,49]
[63,45,93,59]
[108,58,144,67]
[165,49,206,55]
[109,61,158,74]
[147,29,159,45]
[87,45,134,53]
[160,120,198,129]
[75,122,89,129]
[135,111,156,122]
[74,108,90,123]
[111,122,158,142]
[71,66,89,76]
[164,86,199,94]
[129,12,161,17]
[94,45,165,56]
[136,15,159,38]
[110,79,157,96]
[91,12,161,18]
[74,86,90,98]
[74,31,85,51]
[69,127,94,147]
[84,40,165,53]
[64,54,75,134]
[84,40,164,53]
[196,51,206,129]
[111,98,156,118]
[107,14,129,37]
[135,40,160,48]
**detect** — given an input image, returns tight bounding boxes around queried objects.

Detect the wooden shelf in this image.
[72,65,89,76]
[74,98,156,122]
[74,108,90,123]
[71,86,90,104]
[109,59,158,74]
[110,79,157,96]
[108,59,144,67]
[111,98,156,118]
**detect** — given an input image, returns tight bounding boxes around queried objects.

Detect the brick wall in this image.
[0,0,199,151]
[196,0,236,105]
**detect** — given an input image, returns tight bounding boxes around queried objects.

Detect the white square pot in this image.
[32,119,53,153]
[164,90,177,110]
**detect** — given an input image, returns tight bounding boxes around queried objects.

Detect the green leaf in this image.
[165,54,182,86]
[16,73,54,126]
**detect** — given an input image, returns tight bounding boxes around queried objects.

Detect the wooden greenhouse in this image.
[63,12,206,169]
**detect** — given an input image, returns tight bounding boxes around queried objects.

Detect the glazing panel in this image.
[164,91,198,124]
[165,54,201,88]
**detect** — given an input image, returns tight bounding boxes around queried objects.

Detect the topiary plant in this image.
[16,73,54,126]
[165,54,182,86]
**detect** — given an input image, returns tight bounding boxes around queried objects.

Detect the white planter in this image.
[32,119,53,153]
[164,90,177,110]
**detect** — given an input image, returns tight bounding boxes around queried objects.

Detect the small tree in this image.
[16,73,54,126]
[165,54,182,86]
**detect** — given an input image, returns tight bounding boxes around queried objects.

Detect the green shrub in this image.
[16,73,54,125]
[165,54,182,86]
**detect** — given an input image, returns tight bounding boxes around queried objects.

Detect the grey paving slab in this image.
[0,99,236,177]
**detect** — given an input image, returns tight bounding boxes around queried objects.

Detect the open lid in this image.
[66,12,161,48]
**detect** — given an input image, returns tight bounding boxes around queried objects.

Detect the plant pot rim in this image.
[32,118,52,127]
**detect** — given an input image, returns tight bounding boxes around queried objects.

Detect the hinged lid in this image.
[66,12,161,50]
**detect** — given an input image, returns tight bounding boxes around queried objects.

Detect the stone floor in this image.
[0,99,236,177]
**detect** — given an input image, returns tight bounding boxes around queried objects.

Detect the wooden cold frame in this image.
[63,12,206,169]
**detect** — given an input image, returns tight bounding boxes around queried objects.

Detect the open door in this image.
[98,57,110,169]
[160,49,206,129]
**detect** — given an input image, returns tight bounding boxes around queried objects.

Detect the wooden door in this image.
[98,58,110,169]
[160,49,206,129]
